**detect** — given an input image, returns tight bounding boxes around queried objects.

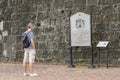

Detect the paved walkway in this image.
[0,63,119,80]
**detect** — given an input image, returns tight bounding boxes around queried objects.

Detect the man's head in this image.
[27,23,34,30]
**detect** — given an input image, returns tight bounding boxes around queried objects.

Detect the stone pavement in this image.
[0,63,119,80]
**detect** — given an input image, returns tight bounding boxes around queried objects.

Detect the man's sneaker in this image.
[24,73,29,76]
[29,73,38,77]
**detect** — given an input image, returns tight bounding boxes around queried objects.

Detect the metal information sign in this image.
[96,41,110,68]
[70,12,91,46]
[97,41,109,48]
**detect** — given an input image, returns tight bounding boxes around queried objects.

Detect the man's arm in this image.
[30,39,35,49]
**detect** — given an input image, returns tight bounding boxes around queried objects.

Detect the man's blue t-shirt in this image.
[24,30,34,49]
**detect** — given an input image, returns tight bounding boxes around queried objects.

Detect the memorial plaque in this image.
[70,12,91,46]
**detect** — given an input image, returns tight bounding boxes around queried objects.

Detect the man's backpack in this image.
[22,32,31,48]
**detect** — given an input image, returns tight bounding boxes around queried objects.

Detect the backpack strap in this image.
[23,31,31,40]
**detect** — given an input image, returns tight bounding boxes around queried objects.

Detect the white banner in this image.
[70,12,91,46]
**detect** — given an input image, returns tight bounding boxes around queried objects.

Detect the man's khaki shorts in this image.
[23,49,36,63]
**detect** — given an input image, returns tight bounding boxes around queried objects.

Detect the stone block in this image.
[11,27,22,35]
[6,35,15,43]
[0,1,7,8]
[113,0,120,3]
[15,43,22,50]
[47,42,58,49]
[86,0,98,6]
[38,12,47,19]
[0,43,3,50]
[58,42,67,50]
[16,50,24,58]
[33,27,41,35]
[74,0,86,7]
[18,5,37,12]
[37,3,48,11]
[99,0,113,5]
[44,27,55,34]
[47,35,56,42]
[16,36,22,43]
[52,0,64,9]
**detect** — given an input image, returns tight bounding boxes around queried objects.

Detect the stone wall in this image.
[0,0,120,66]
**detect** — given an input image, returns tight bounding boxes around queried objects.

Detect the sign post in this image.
[68,10,75,67]
[89,11,94,68]
[69,12,93,68]
[96,41,110,69]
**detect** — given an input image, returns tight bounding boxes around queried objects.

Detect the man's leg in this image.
[29,49,38,76]
[29,62,34,73]
[23,49,29,75]
[23,62,28,73]
[29,49,35,73]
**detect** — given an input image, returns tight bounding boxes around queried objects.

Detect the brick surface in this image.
[0,63,119,80]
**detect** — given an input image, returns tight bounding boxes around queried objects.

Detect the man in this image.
[23,23,38,76]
